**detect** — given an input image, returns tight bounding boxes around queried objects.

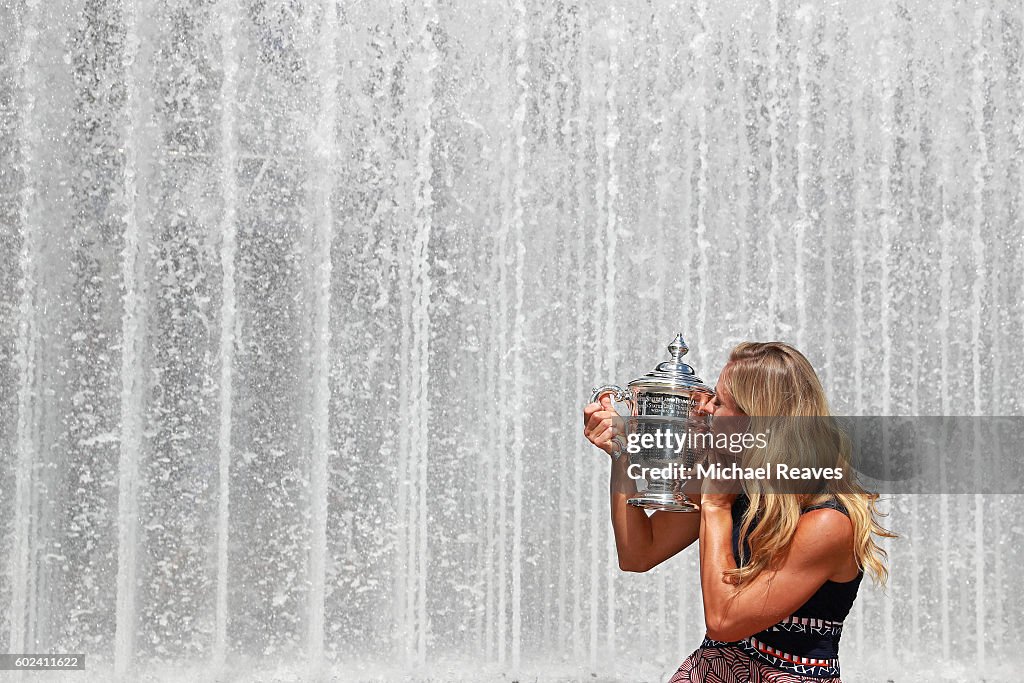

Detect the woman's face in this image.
[700,362,745,418]
[699,363,749,455]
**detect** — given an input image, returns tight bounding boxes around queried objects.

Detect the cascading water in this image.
[0,0,1022,681]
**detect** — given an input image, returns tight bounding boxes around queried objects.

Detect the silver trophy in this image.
[591,333,715,512]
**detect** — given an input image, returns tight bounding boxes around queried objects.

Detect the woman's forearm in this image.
[609,455,655,571]
[699,505,738,635]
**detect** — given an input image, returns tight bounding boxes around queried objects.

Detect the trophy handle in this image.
[590,384,634,460]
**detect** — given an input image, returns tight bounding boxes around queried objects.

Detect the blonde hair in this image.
[722,341,897,589]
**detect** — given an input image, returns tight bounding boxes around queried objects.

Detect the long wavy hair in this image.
[721,341,897,589]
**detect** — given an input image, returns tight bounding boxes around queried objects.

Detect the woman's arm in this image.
[698,503,854,642]
[609,455,702,572]
[584,399,703,572]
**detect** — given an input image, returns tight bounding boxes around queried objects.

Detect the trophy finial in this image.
[667,333,689,361]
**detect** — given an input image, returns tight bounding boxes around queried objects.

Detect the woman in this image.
[583,341,897,683]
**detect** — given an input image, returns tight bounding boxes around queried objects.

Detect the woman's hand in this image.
[583,395,621,458]
[700,486,738,511]
[699,451,741,510]
[696,391,717,417]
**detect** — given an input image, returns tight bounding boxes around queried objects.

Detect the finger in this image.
[587,411,615,434]
[584,414,612,440]
[598,420,620,440]
[698,395,713,415]
[599,393,615,412]
[593,423,618,451]
[583,402,601,426]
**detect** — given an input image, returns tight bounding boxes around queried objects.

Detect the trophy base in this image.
[627,491,700,513]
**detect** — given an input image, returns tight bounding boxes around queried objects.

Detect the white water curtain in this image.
[0,0,1021,680]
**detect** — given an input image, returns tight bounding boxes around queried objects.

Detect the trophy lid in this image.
[627,333,715,396]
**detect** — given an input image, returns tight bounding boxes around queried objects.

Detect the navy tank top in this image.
[710,492,863,678]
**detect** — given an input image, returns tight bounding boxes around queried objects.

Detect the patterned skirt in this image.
[668,637,843,683]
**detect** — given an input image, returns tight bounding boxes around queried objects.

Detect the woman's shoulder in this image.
[794,502,856,566]
[733,492,849,517]
[797,497,854,542]
[801,495,849,518]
